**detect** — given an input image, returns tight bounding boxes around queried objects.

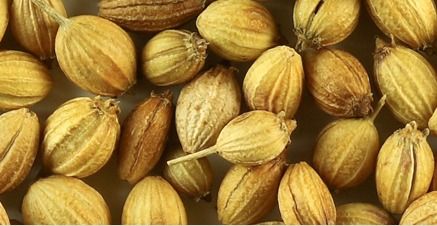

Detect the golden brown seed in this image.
[400,191,437,224]
[258,221,285,225]
[122,176,187,225]
[0,50,52,110]
[176,65,241,154]
[243,46,304,119]
[30,0,136,96]
[304,48,373,117]
[366,0,437,49]
[0,0,8,42]
[336,203,394,225]
[217,155,286,224]
[11,0,67,60]
[163,146,213,200]
[98,0,205,32]
[142,29,207,86]
[294,0,360,51]
[376,122,435,214]
[0,202,9,225]
[374,38,437,128]
[196,0,278,61]
[118,91,173,184]
[428,109,437,136]
[22,175,111,225]
[168,110,296,166]
[0,108,39,194]
[278,162,336,225]
[313,96,385,190]
[43,96,120,178]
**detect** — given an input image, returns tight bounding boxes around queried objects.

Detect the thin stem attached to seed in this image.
[167,146,218,166]
[369,95,387,122]
[30,0,69,26]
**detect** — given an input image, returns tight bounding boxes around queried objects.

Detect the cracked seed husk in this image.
[217,154,287,224]
[196,0,278,61]
[0,202,9,225]
[30,0,137,96]
[400,191,437,224]
[98,0,206,32]
[313,96,386,189]
[142,29,208,86]
[243,46,304,119]
[376,121,435,214]
[163,146,213,201]
[304,48,373,117]
[118,90,173,184]
[11,0,67,60]
[294,0,360,51]
[43,96,120,178]
[0,108,40,194]
[0,50,52,110]
[366,0,437,50]
[22,175,111,225]
[336,203,394,225]
[176,65,241,154]
[374,38,437,128]
[0,0,8,42]
[122,176,187,225]
[168,110,296,166]
[278,162,336,225]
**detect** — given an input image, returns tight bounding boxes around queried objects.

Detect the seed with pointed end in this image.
[336,203,394,225]
[122,176,187,225]
[118,91,173,184]
[30,0,136,96]
[0,108,40,194]
[0,0,7,42]
[313,96,385,190]
[176,65,241,154]
[374,38,437,128]
[217,155,286,224]
[278,162,336,225]
[43,96,120,178]
[304,48,373,117]
[143,29,207,86]
[22,175,111,224]
[366,0,437,50]
[0,50,52,110]
[294,0,360,51]
[168,110,296,166]
[400,191,437,224]
[376,121,435,214]
[99,0,206,32]
[163,146,213,201]
[11,0,67,60]
[243,46,304,119]
[197,0,278,61]
[0,202,9,225]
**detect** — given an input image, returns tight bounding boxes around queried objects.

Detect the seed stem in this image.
[167,146,217,166]
[369,95,387,122]
[30,0,69,26]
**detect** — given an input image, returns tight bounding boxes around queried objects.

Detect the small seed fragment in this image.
[0,0,8,42]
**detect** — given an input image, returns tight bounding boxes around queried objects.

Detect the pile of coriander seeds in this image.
[1,0,437,224]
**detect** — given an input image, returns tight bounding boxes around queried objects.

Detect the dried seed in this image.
[176,65,241,154]
[243,46,304,119]
[118,91,173,184]
[22,175,111,225]
[400,191,437,224]
[168,110,296,166]
[122,176,187,225]
[0,0,8,42]
[336,203,394,225]
[376,122,435,214]
[0,202,9,225]
[142,29,207,86]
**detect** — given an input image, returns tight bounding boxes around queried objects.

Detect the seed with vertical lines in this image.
[10,0,67,60]
[336,203,394,225]
[42,96,120,178]
[22,175,111,225]
[376,121,435,214]
[122,176,187,225]
[0,108,40,194]
[400,191,437,224]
